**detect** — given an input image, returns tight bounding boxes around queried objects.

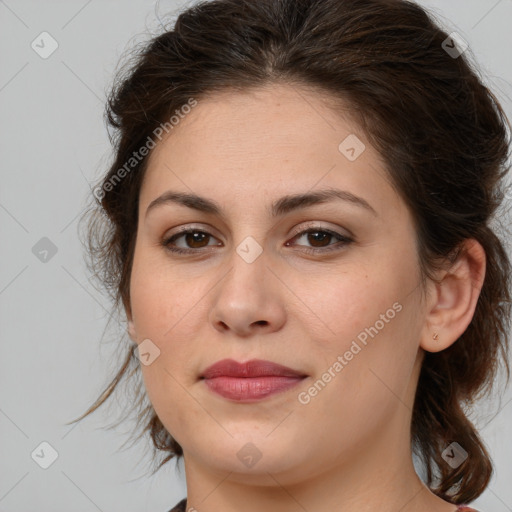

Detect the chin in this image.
[187,435,311,480]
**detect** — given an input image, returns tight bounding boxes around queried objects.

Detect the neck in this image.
[180,411,457,512]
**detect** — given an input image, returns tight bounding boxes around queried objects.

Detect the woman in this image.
[73,0,512,511]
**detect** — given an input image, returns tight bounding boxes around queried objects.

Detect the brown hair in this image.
[72,0,512,503]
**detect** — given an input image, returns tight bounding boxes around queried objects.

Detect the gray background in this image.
[0,1,511,511]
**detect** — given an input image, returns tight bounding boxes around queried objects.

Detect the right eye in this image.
[162,229,223,254]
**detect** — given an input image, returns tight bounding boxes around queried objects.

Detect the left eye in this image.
[289,228,353,252]
[162,227,353,255]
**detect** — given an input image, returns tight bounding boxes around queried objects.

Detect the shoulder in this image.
[456,505,481,512]
[165,500,480,512]
[166,500,481,512]
[167,497,187,512]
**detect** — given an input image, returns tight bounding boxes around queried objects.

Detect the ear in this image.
[128,319,137,343]
[420,239,486,353]
[126,307,138,344]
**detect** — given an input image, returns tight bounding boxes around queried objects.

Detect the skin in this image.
[127,83,486,512]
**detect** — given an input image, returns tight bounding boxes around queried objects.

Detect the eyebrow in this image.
[145,187,378,219]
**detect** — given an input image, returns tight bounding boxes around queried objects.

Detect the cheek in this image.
[304,257,417,349]
[129,246,199,338]
[303,248,422,401]
[129,249,207,390]
[294,296,420,458]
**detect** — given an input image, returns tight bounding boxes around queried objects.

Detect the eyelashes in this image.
[161,225,354,256]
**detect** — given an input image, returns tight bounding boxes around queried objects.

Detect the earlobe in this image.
[420,239,486,353]
[125,301,138,343]
[127,318,138,343]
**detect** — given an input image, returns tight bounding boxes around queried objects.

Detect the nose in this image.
[208,247,287,338]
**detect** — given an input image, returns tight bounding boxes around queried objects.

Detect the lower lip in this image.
[203,376,306,402]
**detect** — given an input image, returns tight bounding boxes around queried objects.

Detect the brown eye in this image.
[288,228,353,253]
[304,231,333,248]
[162,229,222,254]
[182,231,210,248]
[162,226,353,256]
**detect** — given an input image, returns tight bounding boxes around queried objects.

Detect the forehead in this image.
[151,83,361,158]
[139,83,399,219]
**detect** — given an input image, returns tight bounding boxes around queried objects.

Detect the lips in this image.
[200,359,308,402]
[200,358,307,379]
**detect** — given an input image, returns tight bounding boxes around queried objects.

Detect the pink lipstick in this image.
[200,358,307,402]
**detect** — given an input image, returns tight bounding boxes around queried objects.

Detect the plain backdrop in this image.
[1,1,511,511]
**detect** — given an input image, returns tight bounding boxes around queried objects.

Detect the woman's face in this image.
[128,83,428,484]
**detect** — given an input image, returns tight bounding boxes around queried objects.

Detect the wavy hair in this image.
[71,0,512,502]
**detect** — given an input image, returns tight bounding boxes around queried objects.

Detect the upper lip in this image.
[200,358,307,379]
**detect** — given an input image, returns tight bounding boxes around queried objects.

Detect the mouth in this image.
[200,358,307,379]
[200,359,308,402]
